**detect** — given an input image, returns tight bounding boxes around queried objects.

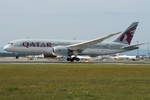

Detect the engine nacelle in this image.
[53,46,70,56]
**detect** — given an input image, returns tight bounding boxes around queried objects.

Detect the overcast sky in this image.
[0,0,149,49]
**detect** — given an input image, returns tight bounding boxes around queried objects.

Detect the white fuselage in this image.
[3,39,131,57]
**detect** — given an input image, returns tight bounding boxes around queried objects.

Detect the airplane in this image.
[3,22,140,62]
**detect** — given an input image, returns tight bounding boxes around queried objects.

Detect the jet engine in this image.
[53,46,73,56]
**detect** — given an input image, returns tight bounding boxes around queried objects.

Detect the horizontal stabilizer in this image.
[122,43,144,50]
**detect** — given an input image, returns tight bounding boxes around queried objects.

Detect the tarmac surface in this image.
[0,57,150,65]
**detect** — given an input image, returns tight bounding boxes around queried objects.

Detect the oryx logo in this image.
[114,22,138,45]
[120,28,135,44]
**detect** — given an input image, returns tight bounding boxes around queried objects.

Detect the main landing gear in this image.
[67,57,80,62]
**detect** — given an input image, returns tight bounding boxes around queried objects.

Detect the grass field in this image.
[0,64,150,100]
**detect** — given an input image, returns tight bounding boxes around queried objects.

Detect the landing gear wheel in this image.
[74,57,80,61]
[67,57,80,62]
[67,57,71,61]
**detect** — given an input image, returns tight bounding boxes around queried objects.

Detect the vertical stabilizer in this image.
[114,22,139,45]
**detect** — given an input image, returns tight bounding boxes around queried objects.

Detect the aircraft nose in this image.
[3,45,10,51]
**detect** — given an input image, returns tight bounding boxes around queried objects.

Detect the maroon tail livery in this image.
[114,22,139,45]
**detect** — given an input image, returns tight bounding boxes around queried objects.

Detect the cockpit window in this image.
[8,42,13,45]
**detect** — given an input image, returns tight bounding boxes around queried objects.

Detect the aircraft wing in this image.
[67,32,121,50]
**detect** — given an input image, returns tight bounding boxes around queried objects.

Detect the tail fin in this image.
[114,22,139,45]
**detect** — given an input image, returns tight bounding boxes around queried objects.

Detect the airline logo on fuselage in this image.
[22,42,52,48]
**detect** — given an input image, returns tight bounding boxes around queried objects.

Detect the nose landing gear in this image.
[16,56,19,59]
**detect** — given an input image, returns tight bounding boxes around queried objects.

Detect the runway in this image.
[0,59,150,65]
[0,57,150,65]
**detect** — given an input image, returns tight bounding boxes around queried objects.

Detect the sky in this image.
[0,0,150,49]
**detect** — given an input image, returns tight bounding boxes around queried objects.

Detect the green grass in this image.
[0,64,150,100]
